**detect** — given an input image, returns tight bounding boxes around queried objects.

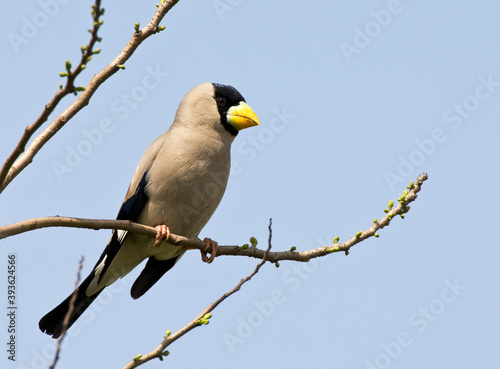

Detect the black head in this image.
[212,83,247,136]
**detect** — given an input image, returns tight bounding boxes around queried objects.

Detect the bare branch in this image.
[0,0,105,191]
[0,174,428,264]
[121,219,274,369]
[0,216,158,240]
[49,256,84,369]
[0,0,180,194]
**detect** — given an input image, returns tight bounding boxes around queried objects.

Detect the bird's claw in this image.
[201,238,218,263]
[154,225,170,247]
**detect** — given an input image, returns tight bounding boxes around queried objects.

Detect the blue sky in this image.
[1,1,500,368]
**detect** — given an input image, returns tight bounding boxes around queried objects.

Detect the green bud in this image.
[75,86,86,92]
[355,231,362,238]
[333,236,339,244]
[133,354,142,361]
[164,329,171,338]
[290,246,296,252]
[204,313,212,320]
[274,261,280,268]
[117,64,125,69]
[86,55,92,63]
[374,233,379,237]
[81,64,86,70]
[406,182,414,190]
[157,25,166,33]
[134,22,140,33]
[162,350,169,356]
[388,200,394,210]
[250,237,258,247]
[388,213,395,220]
[159,356,163,361]
[93,48,101,54]
[97,37,102,42]
[383,209,389,213]
[327,247,339,253]
[59,84,63,89]
[344,250,349,256]
[80,46,87,53]
[402,206,410,214]
[400,214,405,219]
[373,219,378,223]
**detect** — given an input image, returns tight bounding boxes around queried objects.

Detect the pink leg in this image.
[201,238,218,263]
[154,225,171,248]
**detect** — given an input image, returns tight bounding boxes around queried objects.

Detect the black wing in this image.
[94,170,150,284]
[39,171,150,338]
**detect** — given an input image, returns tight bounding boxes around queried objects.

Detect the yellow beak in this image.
[227,102,260,131]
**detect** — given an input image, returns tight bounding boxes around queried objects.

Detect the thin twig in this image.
[0,174,428,264]
[0,0,180,194]
[121,219,273,369]
[0,0,104,191]
[49,256,84,369]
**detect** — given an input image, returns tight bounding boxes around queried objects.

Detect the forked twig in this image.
[121,219,274,368]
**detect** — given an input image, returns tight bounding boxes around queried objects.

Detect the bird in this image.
[39,82,260,338]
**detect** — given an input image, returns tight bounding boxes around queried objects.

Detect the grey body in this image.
[39,82,259,338]
[89,97,234,294]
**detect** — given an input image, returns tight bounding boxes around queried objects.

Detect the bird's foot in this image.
[154,225,171,247]
[201,238,218,264]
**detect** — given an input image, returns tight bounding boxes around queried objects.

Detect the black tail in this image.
[39,274,102,339]
[130,256,178,299]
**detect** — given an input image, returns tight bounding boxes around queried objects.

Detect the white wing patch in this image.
[93,254,108,279]
[117,230,128,244]
[87,254,108,296]
[86,231,129,296]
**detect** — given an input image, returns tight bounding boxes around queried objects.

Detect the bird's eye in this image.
[216,97,226,107]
